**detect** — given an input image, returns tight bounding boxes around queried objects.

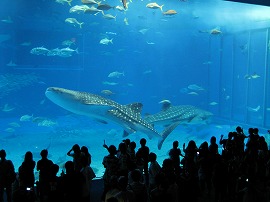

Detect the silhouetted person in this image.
[114,176,135,202]
[62,161,84,202]
[19,151,36,189]
[102,145,119,201]
[117,142,130,178]
[169,140,183,175]
[136,138,149,184]
[48,164,63,202]
[36,149,54,201]
[81,146,91,166]
[148,152,161,190]
[80,155,96,202]
[0,149,16,202]
[105,175,120,202]
[127,169,148,202]
[67,144,82,172]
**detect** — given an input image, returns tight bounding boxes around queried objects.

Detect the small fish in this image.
[210,27,222,35]
[1,16,13,23]
[102,81,118,85]
[84,6,104,15]
[251,73,260,79]
[69,5,90,13]
[108,71,124,78]
[65,18,84,28]
[209,102,218,106]
[62,38,76,47]
[30,47,49,55]
[122,0,127,9]
[103,14,116,20]
[139,28,148,34]
[20,114,33,122]
[143,70,152,74]
[146,3,164,11]
[159,100,171,104]
[188,92,199,95]
[106,32,117,35]
[101,89,115,95]
[20,41,31,46]
[163,10,177,16]
[97,3,115,10]
[2,104,15,112]
[124,17,129,25]
[5,128,15,133]
[247,105,260,112]
[55,0,72,6]
[115,5,125,12]
[100,38,113,45]
[8,122,20,128]
[188,84,205,91]
[81,0,99,4]
[146,41,155,45]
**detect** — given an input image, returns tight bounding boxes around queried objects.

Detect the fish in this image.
[103,14,116,20]
[8,122,20,128]
[209,102,218,106]
[101,90,115,96]
[30,47,50,55]
[247,105,260,112]
[108,71,124,78]
[102,81,118,85]
[121,0,127,9]
[45,87,177,149]
[20,41,31,46]
[20,114,33,122]
[144,103,213,148]
[69,5,90,13]
[65,18,84,28]
[55,0,72,6]
[163,10,177,16]
[5,128,15,133]
[188,84,205,91]
[97,3,115,10]
[100,38,113,45]
[146,3,164,11]
[188,92,198,95]
[115,5,125,12]
[82,0,99,4]
[139,28,148,34]
[1,16,13,23]
[84,6,104,15]
[2,104,15,112]
[124,17,129,25]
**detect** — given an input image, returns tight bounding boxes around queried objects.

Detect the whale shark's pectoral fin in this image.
[123,127,136,137]
[158,121,181,150]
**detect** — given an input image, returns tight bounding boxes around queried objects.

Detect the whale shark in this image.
[45,87,176,149]
[144,101,213,147]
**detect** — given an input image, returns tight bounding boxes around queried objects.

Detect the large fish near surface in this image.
[145,101,213,147]
[45,87,176,149]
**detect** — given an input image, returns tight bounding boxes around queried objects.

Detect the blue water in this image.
[1,0,270,177]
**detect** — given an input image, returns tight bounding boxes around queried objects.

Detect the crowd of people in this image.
[0,126,270,202]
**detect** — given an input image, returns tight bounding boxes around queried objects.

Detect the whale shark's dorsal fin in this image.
[125,103,143,114]
[162,102,172,111]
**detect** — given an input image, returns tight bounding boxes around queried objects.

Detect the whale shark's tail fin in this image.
[158,121,181,150]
